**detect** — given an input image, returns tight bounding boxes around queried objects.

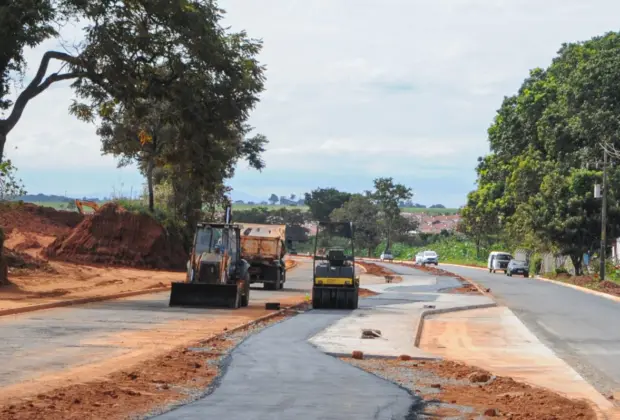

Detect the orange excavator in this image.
[74,199,100,215]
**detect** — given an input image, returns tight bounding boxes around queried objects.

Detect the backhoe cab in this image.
[169,222,251,309]
[312,221,359,309]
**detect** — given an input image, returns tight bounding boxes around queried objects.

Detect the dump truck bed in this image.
[238,224,286,290]
[241,236,282,260]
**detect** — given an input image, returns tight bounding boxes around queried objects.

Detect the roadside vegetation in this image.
[456,31,620,294]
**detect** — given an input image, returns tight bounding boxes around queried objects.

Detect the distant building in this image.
[405,213,461,234]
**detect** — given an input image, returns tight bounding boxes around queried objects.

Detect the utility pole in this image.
[600,148,608,281]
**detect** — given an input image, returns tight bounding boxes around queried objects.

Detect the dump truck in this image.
[238,223,287,290]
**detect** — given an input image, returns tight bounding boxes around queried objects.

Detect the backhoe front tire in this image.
[240,273,250,307]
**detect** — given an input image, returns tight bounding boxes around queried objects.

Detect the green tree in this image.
[367,178,413,251]
[269,194,279,205]
[462,31,620,274]
[0,160,26,200]
[1,0,267,165]
[304,188,352,222]
[330,195,381,256]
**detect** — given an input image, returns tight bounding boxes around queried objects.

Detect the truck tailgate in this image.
[241,237,280,260]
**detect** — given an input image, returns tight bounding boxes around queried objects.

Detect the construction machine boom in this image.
[312,221,359,309]
[75,199,99,215]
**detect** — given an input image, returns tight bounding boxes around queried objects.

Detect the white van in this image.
[487,251,513,273]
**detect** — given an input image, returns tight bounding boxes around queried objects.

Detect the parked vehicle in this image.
[380,252,394,262]
[487,251,512,273]
[415,250,439,265]
[507,259,529,277]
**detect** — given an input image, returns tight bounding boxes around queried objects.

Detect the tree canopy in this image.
[460,31,620,274]
[367,177,413,251]
[330,194,380,255]
[0,0,269,242]
[304,188,352,222]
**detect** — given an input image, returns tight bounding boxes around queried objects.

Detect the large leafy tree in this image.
[462,31,620,274]
[0,0,266,162]
[367,177,413,251]
[330,194,381,256]
[304,188,352,222]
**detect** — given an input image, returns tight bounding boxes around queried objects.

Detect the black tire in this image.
[275,269,282,290]
[240,274,250,307]
[489,269,492,273]
[524,272,529,278]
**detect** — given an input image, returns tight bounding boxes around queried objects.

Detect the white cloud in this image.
[4,0,620,204]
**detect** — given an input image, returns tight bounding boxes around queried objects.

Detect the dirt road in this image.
[0,257,313,403]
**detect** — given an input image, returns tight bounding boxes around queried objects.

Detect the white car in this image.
[380,252,394,261]
[415,250,439,265]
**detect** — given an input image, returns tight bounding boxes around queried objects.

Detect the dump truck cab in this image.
[170,222,251,309]
[312,221,359,309]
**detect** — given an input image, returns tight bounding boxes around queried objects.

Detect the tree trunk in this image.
[146,159,155,212]
[0,130,6,163]
[0,227,7,286]
[570,253,583,276]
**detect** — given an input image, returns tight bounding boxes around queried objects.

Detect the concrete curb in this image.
[535,275,620,304]
[0,286,171,317]
[441,262,488,271]
[0,260,305,319]
[215,301,311,338]
[442,262,620,305]
[324,351,439,361]
[413,303,498,347]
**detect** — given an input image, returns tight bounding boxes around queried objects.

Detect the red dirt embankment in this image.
[0,202,83,236]
[45,203,187,271]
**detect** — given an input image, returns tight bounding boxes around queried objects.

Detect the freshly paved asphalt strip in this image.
[154,267,478,420]
[154,309,418,420]
[429,264,620,397]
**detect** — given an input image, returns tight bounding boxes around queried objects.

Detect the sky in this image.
[4,0,620,207]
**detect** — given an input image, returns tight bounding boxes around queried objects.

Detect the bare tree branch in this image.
[601,140,620,160]
[3,51,84,134]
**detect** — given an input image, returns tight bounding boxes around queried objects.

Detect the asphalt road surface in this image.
[429,263,620,397]
[154,287,441,420]
[0,258,315,390]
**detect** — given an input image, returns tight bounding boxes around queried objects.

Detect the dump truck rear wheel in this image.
[275,269,282,290]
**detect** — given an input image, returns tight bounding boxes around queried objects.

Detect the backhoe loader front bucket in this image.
[312,285,358,310]
[169,282,241,309]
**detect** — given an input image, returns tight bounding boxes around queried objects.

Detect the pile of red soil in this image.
[550,273,620,298]
[3,247,55,273]
[45,203,187,271]
[0,202,83,236]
